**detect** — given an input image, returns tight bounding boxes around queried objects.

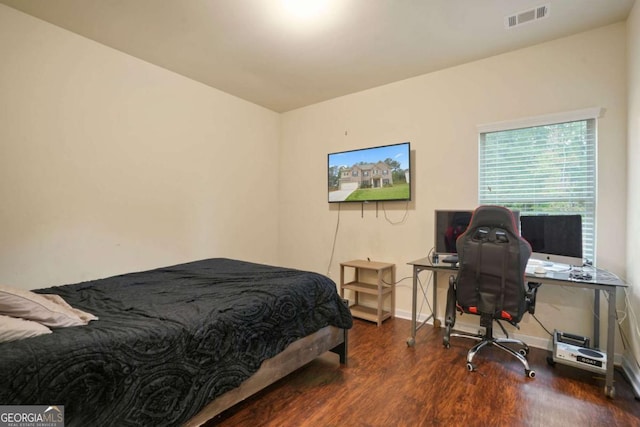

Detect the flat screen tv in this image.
[328,142,411,203]
[520,214,583,266]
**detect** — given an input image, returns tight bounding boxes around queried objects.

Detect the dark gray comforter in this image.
[0,258,353,426]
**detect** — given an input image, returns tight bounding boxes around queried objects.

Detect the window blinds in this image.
[479,119,596,262]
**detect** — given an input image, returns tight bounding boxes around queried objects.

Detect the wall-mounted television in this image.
[328,142,411,203]
[520,214,583,266]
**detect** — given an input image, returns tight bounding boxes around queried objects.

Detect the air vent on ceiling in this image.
[505,4,549,29]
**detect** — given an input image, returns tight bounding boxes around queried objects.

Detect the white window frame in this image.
[477,107,602,264]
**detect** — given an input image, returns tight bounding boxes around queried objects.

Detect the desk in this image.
[407,256,627,398]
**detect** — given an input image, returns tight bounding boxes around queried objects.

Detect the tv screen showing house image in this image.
[328,142,411,203]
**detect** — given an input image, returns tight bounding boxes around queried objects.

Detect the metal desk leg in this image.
[407,266,418,346]
[407,267,440,346]
[604,288,616,398]
[432,272,440,328]
[594,289,600,348]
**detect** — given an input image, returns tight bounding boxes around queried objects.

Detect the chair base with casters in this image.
[443,276,537,378]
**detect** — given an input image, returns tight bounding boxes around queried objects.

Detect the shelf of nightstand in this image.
[342,281,393,295]
[348,304,392,323]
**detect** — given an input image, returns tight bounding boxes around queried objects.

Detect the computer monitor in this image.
[434,209,521,255]
[519,214,583,266]
[434,210,473,254]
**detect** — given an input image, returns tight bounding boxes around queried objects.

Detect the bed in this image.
[0,258,353,426]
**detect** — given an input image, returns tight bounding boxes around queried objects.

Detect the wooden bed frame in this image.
[184,325,348,426]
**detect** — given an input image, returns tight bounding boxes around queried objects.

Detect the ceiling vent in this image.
[505,4,549,29]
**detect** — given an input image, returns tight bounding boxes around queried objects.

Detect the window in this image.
[478,109,599,263]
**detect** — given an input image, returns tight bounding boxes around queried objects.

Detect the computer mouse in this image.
[534,266,547,275]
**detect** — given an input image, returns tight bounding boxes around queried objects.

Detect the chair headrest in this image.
[468,205,519,236]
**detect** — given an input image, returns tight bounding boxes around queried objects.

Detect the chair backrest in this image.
[455,205,532,324]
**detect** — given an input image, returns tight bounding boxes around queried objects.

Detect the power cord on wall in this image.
[382,201,410,225]
[326,203,342,277]
[604,286,640,399]
[609,287,640,373]
[531,313,554,337]
[382,275,413,287]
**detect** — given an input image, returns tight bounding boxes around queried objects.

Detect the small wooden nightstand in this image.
[339,260,396,326]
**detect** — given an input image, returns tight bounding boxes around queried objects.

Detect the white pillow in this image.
[40,293,98,323]
[0,314,52,343]
[0,285,97,328]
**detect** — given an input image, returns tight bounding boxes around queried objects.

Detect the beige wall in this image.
[0,5,281,288]
[626,0,640,384]
[280,23,628,349]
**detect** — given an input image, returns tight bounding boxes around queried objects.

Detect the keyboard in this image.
[441,255,459,264]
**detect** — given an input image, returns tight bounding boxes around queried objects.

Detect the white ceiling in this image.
[1,0,635,112]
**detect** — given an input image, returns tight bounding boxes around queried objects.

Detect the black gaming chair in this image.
[443,205,539,378]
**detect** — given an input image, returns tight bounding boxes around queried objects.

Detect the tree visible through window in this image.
[478,118,596,263]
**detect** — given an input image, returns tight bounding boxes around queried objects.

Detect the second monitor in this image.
[434,210,473,255]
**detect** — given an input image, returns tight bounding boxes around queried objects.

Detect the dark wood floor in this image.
[206,318,640,426]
